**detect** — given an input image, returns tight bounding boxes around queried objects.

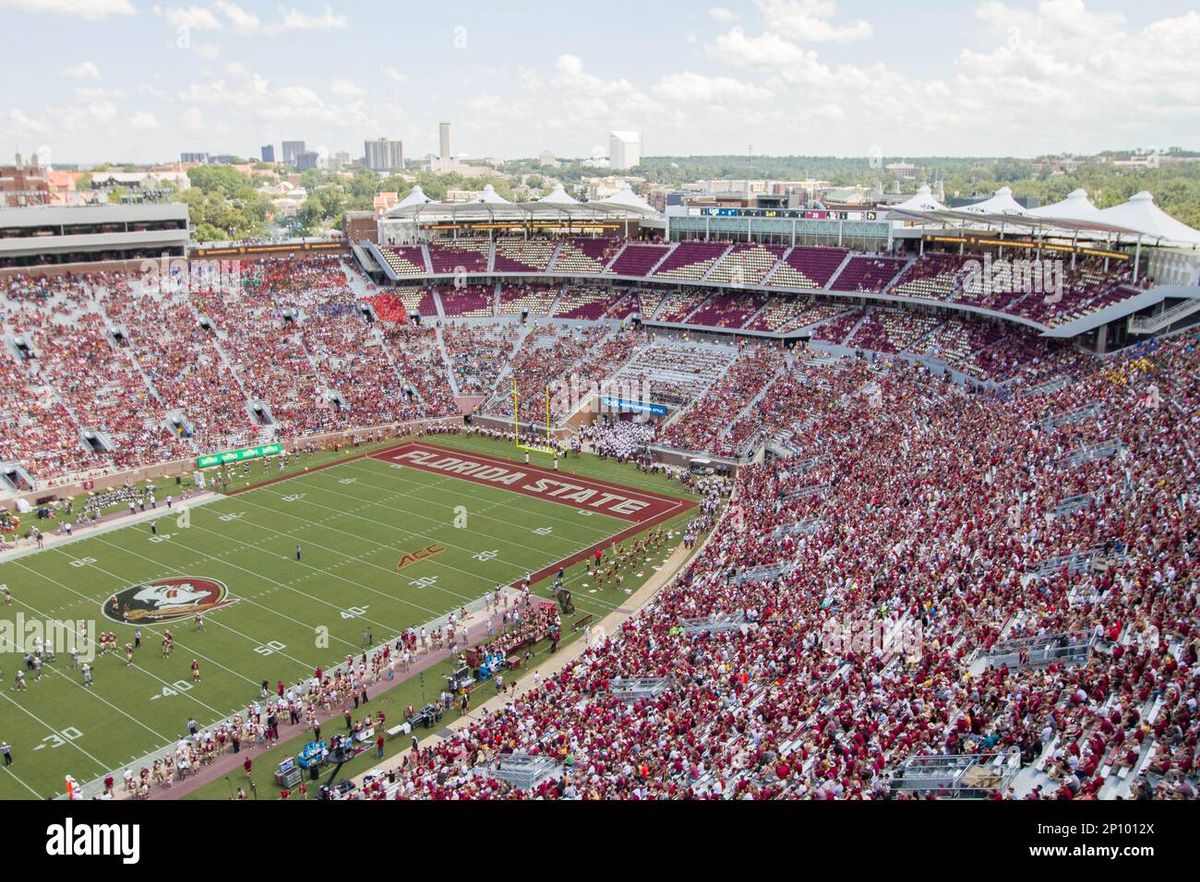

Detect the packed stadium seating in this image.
[659,344,785,455]
[6,240,1199,807]
[0,238,1169,488]
[441,322,520,397]
[364,331,1200,799]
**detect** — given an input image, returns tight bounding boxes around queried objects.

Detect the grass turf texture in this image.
[0,435,698,800]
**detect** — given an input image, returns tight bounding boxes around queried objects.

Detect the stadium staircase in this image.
[433,325,461,397]
[657,345,742,432]
[839,309,874,346]
[717,360,790,451]
[602,240,630,272]
[882,258,916,295]
[679,292,719,325]
[544,240,567,274]
[759,252,789,287]
[738,299,775,330]
[697,244,735,283]
[646,243,678,277]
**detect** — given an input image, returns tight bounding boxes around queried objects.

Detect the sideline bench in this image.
[572,615,595,632]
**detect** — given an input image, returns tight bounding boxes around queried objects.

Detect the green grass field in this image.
[0,436,696,800]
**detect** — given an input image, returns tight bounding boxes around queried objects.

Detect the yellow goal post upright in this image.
[512,377,556,456]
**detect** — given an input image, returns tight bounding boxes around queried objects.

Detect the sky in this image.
[1,0,1198,166]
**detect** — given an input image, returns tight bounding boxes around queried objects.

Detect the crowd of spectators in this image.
[352,330,1199,800]
[659,344,786,456]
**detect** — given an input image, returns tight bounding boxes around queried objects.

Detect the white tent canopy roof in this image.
[396,184,433,208]
[1095,191,1200,246]
[960,186,1027,216]
[538,184,580,206]
[892,183,946,213]
[476,184,511,205]
[1025,188,1102,221]
[592,181,655,214]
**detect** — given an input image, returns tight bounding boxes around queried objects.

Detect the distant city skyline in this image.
[1,0,1197,165]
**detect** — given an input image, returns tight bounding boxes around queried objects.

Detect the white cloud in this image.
[211,1,348,36]
[129,111,160,130]
[61,61,101,80]
[8,108,50,136]
[754,0,873,43]
[654,71,772,104]
[330,78,365,96]
[272,5,348,33]
[707,27,823,69]
[0,0,134,19]
[154,4,223,30]
[709,6,737,22]
[213,0,258,32]
[181,107,205,131]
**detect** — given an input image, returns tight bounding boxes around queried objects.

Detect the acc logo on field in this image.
[102,577,238,624]
[396,545,446,572]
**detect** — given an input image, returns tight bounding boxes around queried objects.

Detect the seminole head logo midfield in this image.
[103,578,239,624]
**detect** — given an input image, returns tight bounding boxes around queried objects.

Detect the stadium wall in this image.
[3,416,460,509]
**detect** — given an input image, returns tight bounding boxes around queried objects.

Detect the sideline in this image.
[349,538,698,790]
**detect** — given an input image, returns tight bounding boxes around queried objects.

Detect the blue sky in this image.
[1,0,1197,165]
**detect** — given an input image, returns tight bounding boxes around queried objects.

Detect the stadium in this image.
[0,4,1197,833]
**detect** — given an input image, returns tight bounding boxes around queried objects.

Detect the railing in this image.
[1128,297,1200,335]
[980,633,1099,671]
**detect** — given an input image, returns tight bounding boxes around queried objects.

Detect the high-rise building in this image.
[282,141,306,165]
[180,152,209,165]
[295,151,320,171]
[364,137,404,171]
[261,145,276,163]
[439,122,453,169]
[609,132,642,171]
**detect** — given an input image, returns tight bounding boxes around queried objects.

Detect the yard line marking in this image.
[1,764,45,799]
[0,690,113,788]
[230,481,628,612]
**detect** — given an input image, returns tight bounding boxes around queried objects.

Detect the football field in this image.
[0,437,693,799]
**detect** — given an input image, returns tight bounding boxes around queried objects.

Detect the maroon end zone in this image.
[374,442,689,524]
